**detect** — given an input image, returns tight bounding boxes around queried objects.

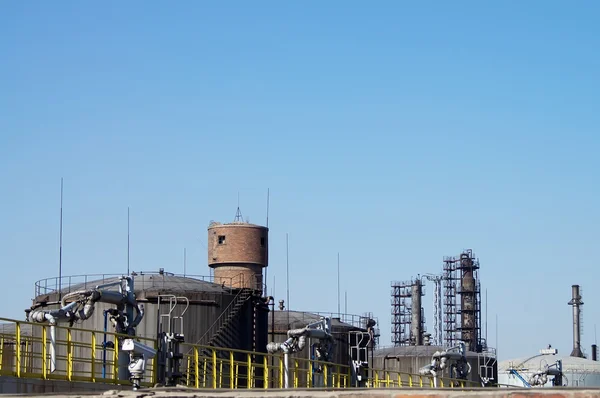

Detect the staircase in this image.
[509,369,531,388]
[186,288,253,387]
[199,288,253,348]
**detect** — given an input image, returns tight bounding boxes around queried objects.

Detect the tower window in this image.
[260,237,265,247]
[218,235,226,244]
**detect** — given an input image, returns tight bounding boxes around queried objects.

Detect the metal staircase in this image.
[186,288,253,387]
[509,369,531,388]
[198,287,253,348]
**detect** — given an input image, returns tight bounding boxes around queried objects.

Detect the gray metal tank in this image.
[32,271,239,344]
[267,310,371,368]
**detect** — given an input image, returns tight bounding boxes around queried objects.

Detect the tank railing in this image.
[0,317,157,386]
[34,271,237,297]
[289,311,377,331]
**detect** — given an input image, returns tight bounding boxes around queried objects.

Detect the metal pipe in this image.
[44,314,57,373]
[102,310,108,378]
[284,352,289,388]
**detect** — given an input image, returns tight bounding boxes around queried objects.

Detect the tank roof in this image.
[34,272,234,301]
[499,354,600,373]
[269,310,366,332]
[208,221,268,229]
[374,345,488,358]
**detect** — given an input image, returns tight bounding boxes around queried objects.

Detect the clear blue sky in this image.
[1,2,598,361]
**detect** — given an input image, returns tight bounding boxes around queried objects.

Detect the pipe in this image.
[130,303,145,329]
[284,352,290,389]
[102,310,108,378]
[44,314,57,373]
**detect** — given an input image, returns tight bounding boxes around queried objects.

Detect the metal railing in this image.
[0,317,157,387]
[179,342,480,389]
[34,272,253,297]
[0,316,501,390]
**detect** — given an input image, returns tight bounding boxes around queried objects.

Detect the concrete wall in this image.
[0,376,124,394]
[3,385,600,398]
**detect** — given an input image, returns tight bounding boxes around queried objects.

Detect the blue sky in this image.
[1,2,598,360]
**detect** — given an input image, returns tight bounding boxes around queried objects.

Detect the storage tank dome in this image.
[498,354,600,387]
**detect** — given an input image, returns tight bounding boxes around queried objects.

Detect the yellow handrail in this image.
[0,316,493,390]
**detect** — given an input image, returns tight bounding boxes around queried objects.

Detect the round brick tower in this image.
[208,221,268,290]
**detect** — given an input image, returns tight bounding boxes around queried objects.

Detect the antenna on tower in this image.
[58,178,64,302]
[127,207,130,276]
[234,192,243,222]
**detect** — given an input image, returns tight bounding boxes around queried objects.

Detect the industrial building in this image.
[386,249,495,385]
[10,214,376,390]
[208,220,268,291]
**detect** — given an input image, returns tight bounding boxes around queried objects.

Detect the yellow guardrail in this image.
[179,342,480,389]
[0,317,482,390]
[0,317,157,387]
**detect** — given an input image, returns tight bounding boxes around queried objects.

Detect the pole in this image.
[266,188,270,228]
[265,188,269,296]
[285,233,290,328]
[127,207,130,276]
[496,314,498,357]
[485,288,488,346]
[345,291,347,315]
[58,178,63,301]
[184,247,187,277]
[337,253,340,316]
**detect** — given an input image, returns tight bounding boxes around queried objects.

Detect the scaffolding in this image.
[443,257,458,347]
[457,250,481,352]
[391,280,411,346]
[391,279,426,346]
[442,250,482,352]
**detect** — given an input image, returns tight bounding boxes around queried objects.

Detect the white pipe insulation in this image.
[266,317,334,388]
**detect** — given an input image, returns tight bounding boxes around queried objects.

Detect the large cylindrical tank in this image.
[498,355,600,387]
[372,345,497,384]
[267,311,366,368]
[208,222,268,290]
[27,272,268,380]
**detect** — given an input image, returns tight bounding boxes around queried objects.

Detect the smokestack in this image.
[411,278,423,345]
[592,344,597,361]
[568,284,584,358]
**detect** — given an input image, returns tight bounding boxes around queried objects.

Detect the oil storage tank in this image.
[268,310,372,369]
[28,270,269,381]
[372,345,497,385]
[498,353,600,387]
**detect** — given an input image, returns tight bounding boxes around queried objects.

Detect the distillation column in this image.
[457,250,481,352]
[411,279,423,345]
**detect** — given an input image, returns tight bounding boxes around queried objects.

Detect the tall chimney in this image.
[592,344,597,361]
[568,284,584,358]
